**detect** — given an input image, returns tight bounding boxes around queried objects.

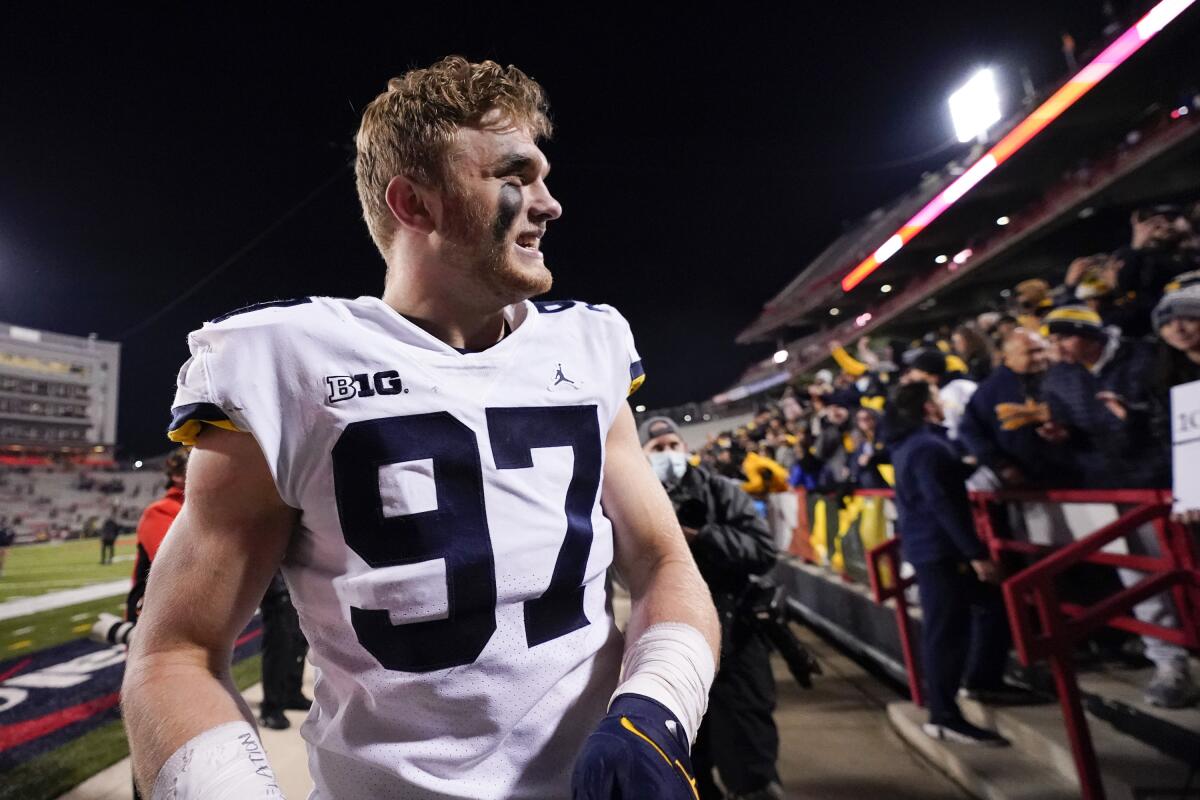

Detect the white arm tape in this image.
[611,622,715,745]
[151,721,285,800]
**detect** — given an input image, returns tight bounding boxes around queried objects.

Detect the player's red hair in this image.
[355,56,553,253]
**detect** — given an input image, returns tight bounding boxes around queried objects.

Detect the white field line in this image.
[0,579,129,621]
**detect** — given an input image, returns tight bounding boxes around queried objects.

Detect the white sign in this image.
[1170,379,1200,514]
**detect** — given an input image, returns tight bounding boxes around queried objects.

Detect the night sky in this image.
[1,2,1121,456]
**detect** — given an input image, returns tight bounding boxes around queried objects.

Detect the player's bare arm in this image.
[604,402,719,659]
[572,401,720,798]
[122,426,298,795]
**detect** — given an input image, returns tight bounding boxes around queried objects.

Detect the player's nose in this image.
[529,181,562,223]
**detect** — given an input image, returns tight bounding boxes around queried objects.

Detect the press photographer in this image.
[639,416,784,800]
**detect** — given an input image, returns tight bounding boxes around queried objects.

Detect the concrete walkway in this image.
[60,622,966,799]
[774,624,969,798]
[0,580,129,621]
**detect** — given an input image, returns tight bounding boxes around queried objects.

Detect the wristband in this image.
[151,721,284,799]
[610,622,715,745]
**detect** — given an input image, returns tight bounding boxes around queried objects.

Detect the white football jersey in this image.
[168,295,645,799]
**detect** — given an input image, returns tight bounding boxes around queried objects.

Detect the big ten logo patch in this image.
[326,371,408,403]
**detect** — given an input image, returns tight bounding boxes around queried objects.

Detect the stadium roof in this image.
[724,2,1200,401]
[734,2,1195,347]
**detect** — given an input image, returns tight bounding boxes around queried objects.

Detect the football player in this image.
[121,56,719,799]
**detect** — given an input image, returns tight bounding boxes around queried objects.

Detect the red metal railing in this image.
[857,487,1200,800]
[866,536,924,707]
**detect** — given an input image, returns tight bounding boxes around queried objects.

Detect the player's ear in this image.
[385,174,437,235]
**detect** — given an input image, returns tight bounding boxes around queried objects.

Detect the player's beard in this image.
[443,182,552,303]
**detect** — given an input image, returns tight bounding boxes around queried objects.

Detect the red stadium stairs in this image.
[888,662,1200,800]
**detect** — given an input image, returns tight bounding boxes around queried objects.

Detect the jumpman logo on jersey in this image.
[554,364,576,386]
[547,362,582,391]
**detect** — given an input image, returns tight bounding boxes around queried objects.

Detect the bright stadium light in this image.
[934,254,949,264]
[134,460,143,469]
[634,404,646,413]
[996,215,1010,226]
[773,349,789,364]
[829,307,840,316]
[840,0,1196,294]
[949,68,1002,143]
[683,414,693,422]
[953,248,973,265]
[880,284,893,293]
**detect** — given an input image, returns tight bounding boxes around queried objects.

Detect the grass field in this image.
[0,536,138,603]
[0,537,273,800]
[1,595,129,657]
[0,654,264,800]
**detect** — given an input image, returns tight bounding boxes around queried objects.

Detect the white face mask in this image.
[649,451,688,485]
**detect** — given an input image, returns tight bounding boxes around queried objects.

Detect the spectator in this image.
[959,329,1068,488]
[1011,278,1054,330]
[740,444,790,499]
[901,348,978,442]
[1150,286,1200,523]
[849,408,889,489]
[951,324,993,383]
[885,382,1011,746]
[787,429,822,491]
[778,386,804,424]
[1040,306,1166,488]
[1041,306,1195,707]
[1109,205,1200,337]
[639,416,782,799]
[992,314,1020,351]
[814,390,856,492]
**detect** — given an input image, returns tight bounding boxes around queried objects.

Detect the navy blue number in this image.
[487,406,602,647]
[331,412,496,672]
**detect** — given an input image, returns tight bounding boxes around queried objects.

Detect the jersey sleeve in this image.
[599,305,643,396]
[167,332,246,446]
[164,314,300,507]
[626,323,645,396]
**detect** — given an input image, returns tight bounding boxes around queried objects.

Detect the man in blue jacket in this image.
[959,328,1070,487]
[886,382,1010,746]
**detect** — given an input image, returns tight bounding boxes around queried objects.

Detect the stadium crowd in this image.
[681,197,1200,713]
[695,199,1200,498]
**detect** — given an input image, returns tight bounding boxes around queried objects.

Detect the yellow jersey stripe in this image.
[619,717,671,766]
[167,418,243,446]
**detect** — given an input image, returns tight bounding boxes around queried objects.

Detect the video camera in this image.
[739,576,822,689]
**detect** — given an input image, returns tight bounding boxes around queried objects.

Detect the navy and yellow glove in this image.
[572,693,700,800]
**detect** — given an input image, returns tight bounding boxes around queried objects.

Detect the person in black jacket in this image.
[0,517,13,578]
[259,571,312,730]
[99,514,120,565]
[640,416,781,800]
[885,383,1010,747]
[1149,286,1200,487]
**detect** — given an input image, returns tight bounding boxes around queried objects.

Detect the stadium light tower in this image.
[949,68,1002,143]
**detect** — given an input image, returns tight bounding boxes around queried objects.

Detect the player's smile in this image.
[513,229,544,259]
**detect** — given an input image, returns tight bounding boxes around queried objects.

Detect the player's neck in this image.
[380,265,512,351]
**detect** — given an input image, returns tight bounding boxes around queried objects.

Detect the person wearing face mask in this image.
[639,417,783,800]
